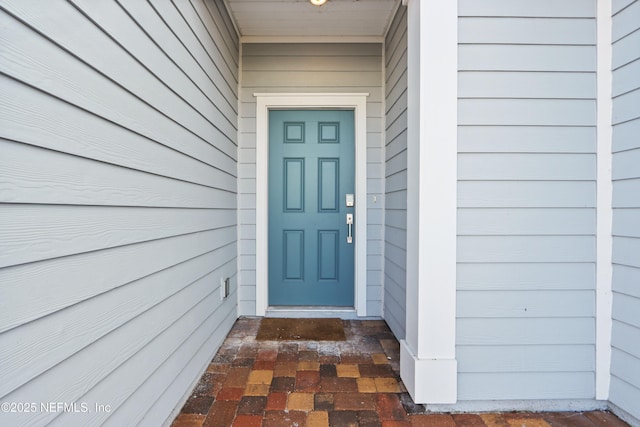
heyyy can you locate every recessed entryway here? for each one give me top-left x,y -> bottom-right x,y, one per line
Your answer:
254,93 -> 369,317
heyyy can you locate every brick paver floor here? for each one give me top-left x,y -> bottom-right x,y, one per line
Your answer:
172,317 -> 629,427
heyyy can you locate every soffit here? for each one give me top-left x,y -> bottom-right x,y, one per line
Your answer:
224,0 -> 400,41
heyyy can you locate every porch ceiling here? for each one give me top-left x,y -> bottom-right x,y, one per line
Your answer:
224,0 -> 400,41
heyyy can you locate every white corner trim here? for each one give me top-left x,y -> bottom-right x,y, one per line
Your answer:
254,93 -> 369,317
595,0 -> 613,401
403,0 -> 457,404
400,340 -> 457,404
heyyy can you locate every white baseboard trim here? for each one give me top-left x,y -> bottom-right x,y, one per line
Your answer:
400,339 -> 457,404
423,399 -> 607,413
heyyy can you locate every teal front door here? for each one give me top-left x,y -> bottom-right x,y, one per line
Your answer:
269,110 -> 355,306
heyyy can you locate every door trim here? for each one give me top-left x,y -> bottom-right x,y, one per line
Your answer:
254,93 -> 369,317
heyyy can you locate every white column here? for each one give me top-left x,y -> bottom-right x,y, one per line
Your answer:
595,0 -> 613,401
400,0 -> 458,404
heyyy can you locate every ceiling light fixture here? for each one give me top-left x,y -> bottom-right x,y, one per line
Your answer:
310,0 -> 327,6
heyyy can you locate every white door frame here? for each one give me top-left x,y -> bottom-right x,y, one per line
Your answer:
254,93 -> 369,317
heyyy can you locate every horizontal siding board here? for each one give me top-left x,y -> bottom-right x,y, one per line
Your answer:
385,188 -> 406,209
385,210 -> 407,230
612,0 -> 640,42
383,5 -> 407,340
613,178 -> 640,208
613,88 -> 640,124
386,132 -> 407,162
385,60 -> 407,101
610,3 -> 640,417
118,0 -> 237,117
238,283 -> 255,302
608,377 -> 640,421
68,296 -> 236,427
613,28 -> 640,69
458,181 -> 596,208
458,318 -> 595,345
458,153 -> 595,181
381,293 -> 404,339
458,126 -> 596,153
610,349 -> 640,391
385,240 -> 407,265
385,37 -> 407,85
0,140 -> 235,208
613,117 -> 640,152
613,148 -> 640,180
611,320 -> 640,359
386,88 -> 407,125
459,45 -> 596,72
458,18 -> 596,45
0,249 -> 233,399
385,110 -> 407,144
0,205 -> 234,268
0,14 -> 237,166
457,2 -> 597,404
0,226 -> 233,333
70,0 -> 236,138
187,0 -> 239,67
1,0 -> 234,150
129,306 -> 236,427
612,264 -> 640,298
383,283 -> 405,315
0,77 -> 235,189
458,236 -> 595,263
458,0 -> 596,18
1,272 -> 228,426
170,0 -> 238,89
458,72 -> 596,99
152,0 -> 238,95
458,99 -> 596,126
385,174 -> 406,195
457,345 -> 595,373
384,259 -> 406,287
242,71 -> 381,88
385,27 -> 406,74
458,208 -> 596,235
1,0 -> 238,423
458,263 -> 595,291
243,55 -> 382,72
383,313 -> 405,342
458,290 -> 595,318
613,293 -> 640,329
386,151 -> 407,178
458,372 -> 594,400
207,0 -> 239,54
612,58 -> 640,97
614,0 -> 637,14
384,7 -> 406,62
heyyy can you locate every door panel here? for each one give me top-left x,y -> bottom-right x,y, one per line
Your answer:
269,110 -> 355,306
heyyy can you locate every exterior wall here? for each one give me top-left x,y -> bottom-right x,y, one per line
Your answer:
0,1 -> 238,425
456,0 -> 598,402
610,0 -> 640,422
384,5 -> 408,339
238,43 -> 384,316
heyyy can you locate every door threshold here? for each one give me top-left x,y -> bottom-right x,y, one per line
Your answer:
266,306 -> 375,320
